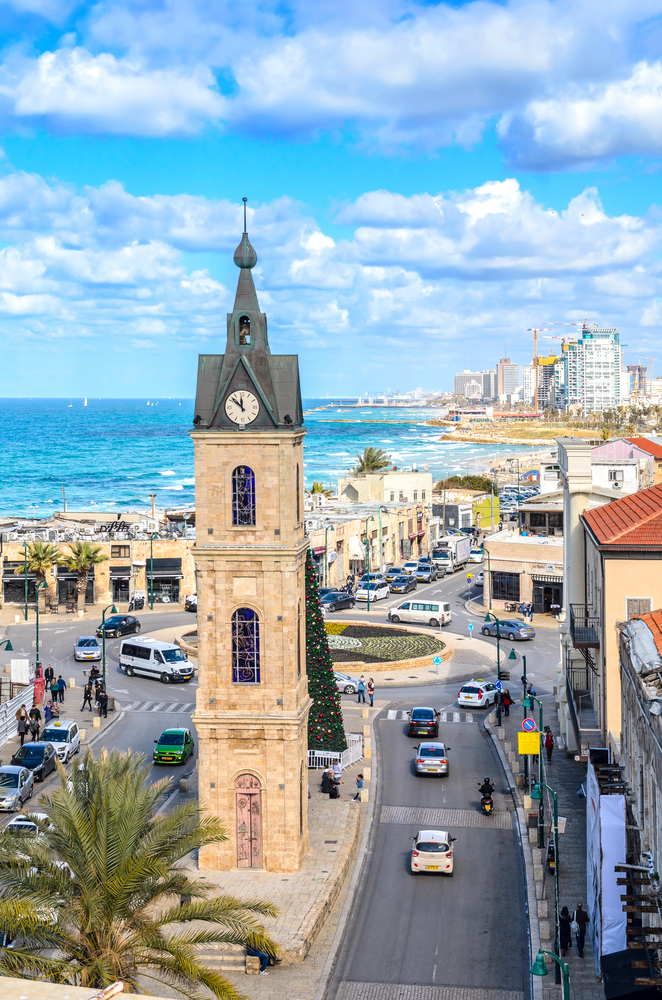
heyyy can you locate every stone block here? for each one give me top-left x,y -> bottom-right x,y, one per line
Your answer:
523,795 -> 532,810
535,883 -> 544,899
516,775 -> 524,787
362,708 -> 369,719
68,677 -> 76,688
488,712 -> 496,725
497,727 -> 506,741
363,767 -> 371,781
246,956 -> 260,975
79,729 -> 86,741
534,864 -> 544,883
179,778 -> 189,793
92,717 -> 101,728
504,742 -> 512,754
363,725 -> 370,736
539,920 -> 551,942
538,900 -> 548,918
364,741 -> 372,759
529,829 -> 538,844
360,788 -> 369,802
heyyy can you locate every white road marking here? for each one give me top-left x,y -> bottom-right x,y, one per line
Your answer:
151,702 -> 166,712
387,710 -> 397,720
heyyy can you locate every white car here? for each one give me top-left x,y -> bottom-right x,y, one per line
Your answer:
5,813 -> 51,836
457,679 -> 498,708
469,549 -> 483,563
334,671 -> 359,694
411,829 -> 456,875
402,561 -> 420,575
39,720 -> 81,764
355,581 -> 390,602
73,636 -> 101,661
476,571 -> 484,586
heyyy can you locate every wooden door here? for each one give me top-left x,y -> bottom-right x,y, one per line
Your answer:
235,774 -> 263,868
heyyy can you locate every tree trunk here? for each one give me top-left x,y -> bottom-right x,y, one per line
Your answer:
77,572 -> 88,612
37,575 -> 47,613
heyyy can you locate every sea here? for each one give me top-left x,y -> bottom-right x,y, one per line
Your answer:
0,398 -> 533,517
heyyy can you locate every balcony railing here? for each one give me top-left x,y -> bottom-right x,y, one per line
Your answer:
569,604 -> 601,648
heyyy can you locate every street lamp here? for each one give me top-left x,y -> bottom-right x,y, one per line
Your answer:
22,541 -> 28,622
523,692 -> 545,844
484,548 -> 492,609
531,781 -> 560,969
363,516 -> 374,612
34,581 -> 49,669
530,950 -> 569,1000
0,639 -> 13,652
484,612 -> 503,724
149,532 -> 158,610
101,603 -> 118,684
375,505 -> 389,572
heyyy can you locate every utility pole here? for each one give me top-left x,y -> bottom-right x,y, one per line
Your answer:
149,493 -> 156,520
62,485 -> 66,513
442,490 -> 446,537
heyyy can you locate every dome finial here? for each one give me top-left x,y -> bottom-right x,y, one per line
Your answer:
234,197 -> 257,269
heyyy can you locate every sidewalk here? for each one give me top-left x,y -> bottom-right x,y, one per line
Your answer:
0,602 -> 188,627
495,697 -> 602,1000
467,599 -> 561,631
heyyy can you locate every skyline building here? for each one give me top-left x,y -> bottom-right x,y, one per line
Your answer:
565,327 -> 622,416
497,358 -> 520,397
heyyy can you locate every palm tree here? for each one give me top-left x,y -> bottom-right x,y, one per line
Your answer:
601,426 -> 610,441
352,447 -> 392,475
0,751 -> 277,999
306,481 -> 333,498
14,540 -> 63,611
67,541 -> 108,611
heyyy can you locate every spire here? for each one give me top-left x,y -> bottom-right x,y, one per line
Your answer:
233,197 -> 257,270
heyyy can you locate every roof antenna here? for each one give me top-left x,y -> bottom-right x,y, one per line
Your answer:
242,196 -> 248,234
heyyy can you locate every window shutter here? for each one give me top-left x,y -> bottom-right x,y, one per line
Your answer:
627,598 -> 652,620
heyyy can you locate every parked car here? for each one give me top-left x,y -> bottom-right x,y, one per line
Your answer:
413,742 -> 450,776
119,638 -> 195,683
402,561 -> 420,575
476,570 -> 484,586
320,591 -> 355,612
334,670 -> 359,694
184,594 -> 197,613
384,566 -> 407,583
415,564 -> 438,583
359,573 -> 386,584
73,636 -> 101,661
407,707 -> 440,738
355,581 -> 390,602
96,615 -> 141,638
469,549 -> 484,563
481,619 -> 535,641
4,813 -> 51,836
457,679 -> 497,708
39,720 -> 81,764
390,575 -> 417,594
10,743 -> 57,782
388,601 -> 451,627
153,728 -> 195,765
0,766 -> 34,811
410,829 -> 456,875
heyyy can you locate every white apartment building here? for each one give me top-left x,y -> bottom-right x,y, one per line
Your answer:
564,327 -> 622,416
497,358 -> 520,396
523,365 -> 535,406
454,370 -> 483,398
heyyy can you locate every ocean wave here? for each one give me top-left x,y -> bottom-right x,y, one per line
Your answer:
159,470 -> 176,476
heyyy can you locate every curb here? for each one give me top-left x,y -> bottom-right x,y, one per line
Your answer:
312,711 -> 378,1000
84,703 -> 125,750
484,718 -> 542,1000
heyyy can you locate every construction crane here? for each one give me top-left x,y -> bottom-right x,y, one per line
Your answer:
527,322 -> 587,411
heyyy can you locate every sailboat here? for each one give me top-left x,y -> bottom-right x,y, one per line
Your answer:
84,397 -> 87,407
68,400 -> 72,407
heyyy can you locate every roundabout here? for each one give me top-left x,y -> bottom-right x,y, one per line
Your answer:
325,620 -> 448,669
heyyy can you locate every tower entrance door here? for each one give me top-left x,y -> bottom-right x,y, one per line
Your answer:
235,774 -> 263,868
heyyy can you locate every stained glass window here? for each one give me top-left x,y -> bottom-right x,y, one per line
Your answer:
232,466 -> 256,526
232,607 -> 260,683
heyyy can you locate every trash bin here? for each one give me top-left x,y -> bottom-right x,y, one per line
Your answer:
107,696 -> 115,712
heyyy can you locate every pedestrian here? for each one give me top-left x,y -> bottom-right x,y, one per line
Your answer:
353,773 -> 364,801
544,726 -> 555,763
357,675 -> 366,704
57,676 -> 66,703
574,902 -> 589,957
528,603 -> 534,621
321,767 -> 333,796
367,677 -> 375,707
15,704 -> 28,725
330,772 -> 343,798
81,682 -> 93,711
559,906 -> 572,956
98,689 -> 108,719
35,663 -> 43,679
29,717 -> 40,742
44,664 -> 54,685
50,678 -> 59,704
245,944 -> 270,976
29,705 -> 41,728
520,601 -> 527,618
527,682 -> 537,698
50,700 -> 60,720
502,689 -> 512,718
333,761 -> 342,783
44,701 -> 53,724
17,714 -> 29,747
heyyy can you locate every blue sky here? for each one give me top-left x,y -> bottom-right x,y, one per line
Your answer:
2,0 -> 662,396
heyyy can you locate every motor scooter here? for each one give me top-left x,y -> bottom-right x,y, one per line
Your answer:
478,783 -> 494,815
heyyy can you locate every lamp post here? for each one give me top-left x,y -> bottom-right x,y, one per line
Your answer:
484,612 -> 503,724
485,549 -> 492,609
101,603 -> 118,685
22,541 -> 28,622
149,532 -> 158,610
375,505 -> 389,573
523,692 -> 545,845
0,639 -> 13,652
34,581 -> 49,669
531,781 -> 561,976
363,516 -> 374,612
530,950 -> 569,1000
324,524 -> 335,588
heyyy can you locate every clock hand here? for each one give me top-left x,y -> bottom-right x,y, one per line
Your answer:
231,395 -> 245,411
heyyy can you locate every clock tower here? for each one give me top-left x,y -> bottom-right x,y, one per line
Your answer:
191,202 -> 310,872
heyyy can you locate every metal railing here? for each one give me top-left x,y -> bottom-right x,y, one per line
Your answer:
0,682 -> 34,750
308,733 -> 363,770
569,604 -> 601,648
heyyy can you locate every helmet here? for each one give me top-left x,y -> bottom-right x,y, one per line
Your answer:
484,777 -> 490,782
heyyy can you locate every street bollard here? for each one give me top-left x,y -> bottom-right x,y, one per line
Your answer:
93,717 -> 101,728
68,678 -> 76,688
497,727 -> 506,741
362,707 -> 369,718
504,742 -> 512,754
538,900 -> 548,918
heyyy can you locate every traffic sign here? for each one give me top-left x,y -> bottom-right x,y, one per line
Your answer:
495,680 -> 503,691
468,622 -> 474,632
518,732 -> 540,755
500,670 -> 511,681
433,656 -> 442,665
522,718 -> 537,732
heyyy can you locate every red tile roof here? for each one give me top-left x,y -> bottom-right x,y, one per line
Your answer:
582,482 -> 662,547
632,610 -> 662,657
625,437 -> 662,459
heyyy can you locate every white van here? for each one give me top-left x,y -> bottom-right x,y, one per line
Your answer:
388,601 -> 452,628
119,637 -> 195,684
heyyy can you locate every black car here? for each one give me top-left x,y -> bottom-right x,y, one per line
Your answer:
407,707 -> 440,738
184,594 -> 197,613
95,615 -> 141,638
390,575 -> 417,594
10,742 -> 57,782
320,591 -> 355,612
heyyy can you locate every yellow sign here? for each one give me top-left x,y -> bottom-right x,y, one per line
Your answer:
518,732 -> 540,755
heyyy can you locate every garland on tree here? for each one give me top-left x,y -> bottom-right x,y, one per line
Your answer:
305,548 -> 347,752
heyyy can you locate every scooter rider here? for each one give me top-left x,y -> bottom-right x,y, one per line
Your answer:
479,777 -> 495,799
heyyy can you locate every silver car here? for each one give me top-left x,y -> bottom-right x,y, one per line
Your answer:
73,636 -> 101,661
0,766 -> 34,811
414,742 -> 450,776
334,671 -> 359,695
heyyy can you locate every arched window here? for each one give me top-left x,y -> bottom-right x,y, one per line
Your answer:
296,464 -> 300,523
232,466 -> 256,526
238,315 -> 251,345
232,607 -> 260,683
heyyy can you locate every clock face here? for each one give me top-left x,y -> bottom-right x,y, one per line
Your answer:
225,390 -> 260,426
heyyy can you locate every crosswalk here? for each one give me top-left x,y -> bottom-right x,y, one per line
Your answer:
123,701 -> 194,714
385,710 -> 475,724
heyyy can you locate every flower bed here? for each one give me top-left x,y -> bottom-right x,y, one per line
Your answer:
325,622 -> 445,664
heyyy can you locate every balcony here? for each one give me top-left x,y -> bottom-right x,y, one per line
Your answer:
569,604 -> 601,648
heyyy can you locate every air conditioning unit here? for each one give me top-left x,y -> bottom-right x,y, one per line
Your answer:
612,482 -> 622,489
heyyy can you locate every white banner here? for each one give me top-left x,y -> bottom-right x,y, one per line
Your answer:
586,759 -> 602,976
601,794 -> 627,956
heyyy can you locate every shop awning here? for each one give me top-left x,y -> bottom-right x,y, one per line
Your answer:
531,574 -> 564,584
408,533 -> 417,540
147,571 -> 184,579
348,536 -> 366,559
312,546 -> 326,556
417,530 -> 426,538
110,566 -> 131,577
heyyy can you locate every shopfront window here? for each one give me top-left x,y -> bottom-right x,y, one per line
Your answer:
491,572 -> 520,602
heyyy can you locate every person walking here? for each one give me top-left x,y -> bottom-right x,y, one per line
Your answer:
98,689 -> 108,719
29,705 -> 41,729
81,682 -> 93,712
17,713 -> 29,747
44,664 -> 54,686
57,676 -> 66,703
574,902 -> 589,957
367,677 -> 375,707
29,716 -> 40,742
502,689 -> 512,718
357,675 -> 366,704
544,726 -> 555,763
559,906 -> 573,956
353,774 -> 364,801
49,677 -> 59,704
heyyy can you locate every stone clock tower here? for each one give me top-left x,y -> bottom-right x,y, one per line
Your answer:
191,203 -> 311,872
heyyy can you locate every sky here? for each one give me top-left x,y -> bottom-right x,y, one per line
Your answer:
2,0 -> 662,396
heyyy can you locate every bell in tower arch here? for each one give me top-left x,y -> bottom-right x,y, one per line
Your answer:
238,315 -> 251,345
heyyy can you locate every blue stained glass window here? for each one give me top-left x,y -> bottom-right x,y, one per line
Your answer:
232,466 -> 256,526
232,607 -> 260,683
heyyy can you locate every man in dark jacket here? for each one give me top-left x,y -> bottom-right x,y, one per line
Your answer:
574,902 -> 589,957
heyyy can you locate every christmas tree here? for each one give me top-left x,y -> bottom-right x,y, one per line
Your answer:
305,549 -> 347,752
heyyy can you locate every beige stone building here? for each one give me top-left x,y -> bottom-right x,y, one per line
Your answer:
191,220 -> 310,872
337,469 -> 433,504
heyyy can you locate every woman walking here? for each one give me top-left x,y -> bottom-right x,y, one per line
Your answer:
559,906 -> 573,956
367,678 -> 375,707
17,714 -> 29,747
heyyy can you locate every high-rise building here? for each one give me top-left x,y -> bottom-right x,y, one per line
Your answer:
522,366 -> 535,406
626,365 -> 647,399
454,370 -> 483,397
564,327 -> 622,415
497,358 -> 520,397
481,369 -> 497,401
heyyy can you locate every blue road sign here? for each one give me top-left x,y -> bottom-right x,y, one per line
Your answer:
433,656 -> 442,665
495,680 -> 503,691
522,718 -> 537,732
468,622 -> 474,632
